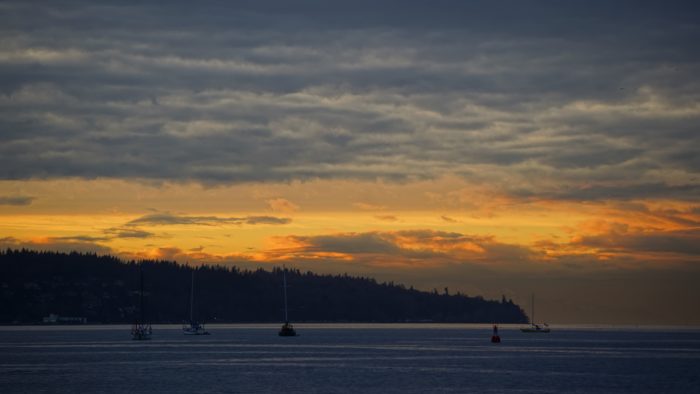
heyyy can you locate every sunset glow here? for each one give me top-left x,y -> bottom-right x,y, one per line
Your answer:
1,1 -> 699,324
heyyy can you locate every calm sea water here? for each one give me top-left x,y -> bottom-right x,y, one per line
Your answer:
1,324 -> 699,393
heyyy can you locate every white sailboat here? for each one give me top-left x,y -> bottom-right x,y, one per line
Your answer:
131,266 -> 152,340
520,294 -> 550,333
278,267 -> 297,337
183,270 -> 210,335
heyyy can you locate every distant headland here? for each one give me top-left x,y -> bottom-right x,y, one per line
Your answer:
0,249 -> 527,324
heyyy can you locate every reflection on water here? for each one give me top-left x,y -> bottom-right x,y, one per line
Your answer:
1,325 -> 699,393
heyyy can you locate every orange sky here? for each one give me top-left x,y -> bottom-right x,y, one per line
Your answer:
2,177 -> 698,324
1,2 -> 699,325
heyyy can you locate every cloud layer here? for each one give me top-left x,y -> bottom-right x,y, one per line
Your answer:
0,1 -> 698,201
0,195 -> 34,206
126,212 -> 290,226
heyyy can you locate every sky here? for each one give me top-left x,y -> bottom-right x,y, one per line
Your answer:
1,0 -> 699,324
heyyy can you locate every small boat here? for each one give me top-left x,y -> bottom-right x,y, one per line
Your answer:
279,321 -> 297,337
132,265 -> 152,340
183,270 -> 210,335
278,267 -> 298,337
521,294 -> 550,333
183,321 -> 209,336
131,322 -> 152,340
520,323 -> 550,333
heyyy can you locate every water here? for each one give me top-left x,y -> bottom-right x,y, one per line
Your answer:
1,324 -> 699,393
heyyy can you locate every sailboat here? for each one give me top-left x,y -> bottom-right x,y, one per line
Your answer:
131,265 -> 152,340
278,267 -> 298,337
183,270 -> 210,335
520,294 -> 550,333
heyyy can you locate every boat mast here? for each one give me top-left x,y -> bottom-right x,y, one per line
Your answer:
190,270 -> 195,323
139,265 -> 144,324
531,294 -> 535,325
283,266 -> 288,322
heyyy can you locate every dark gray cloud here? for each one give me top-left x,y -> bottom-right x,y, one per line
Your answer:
20,230 -> 157,244
126,212 -> 290,226
290,232 -> 402,255
127,213 -> 232,226
103,227 -> 155,239
52,235 -> 110,242
245,216 -> 292,225
281,226 -> 700,270
515,183 -> 700,202
37,229 -> 157,243
0,195 -> 34,206
1,1 -> 698,201
282,229 -> 535,263
576,228 -> 700,256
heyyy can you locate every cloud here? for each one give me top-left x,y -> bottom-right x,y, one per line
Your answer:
353,202 -> 386,211
245,216 -> 292,225
374,215 -> 398,222
0,236 -> 112,255
16,229 -> 160,244
0,1 -> 696,204
120,245 -> 253,265
518,183 -> 700,202
0,195 -> 34,206
103,227 -> 155,239
440,215 -> 457,223
126,212 -> 290,226
294,232 -> 403,255
242,221 -> 700,271
254,229 -> 536,268
266,198 -> 299,212
574,228 -> 700,256
127,213 -> 223,226
51,235 -> 110,242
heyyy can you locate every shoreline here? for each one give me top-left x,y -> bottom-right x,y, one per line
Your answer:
2,322 -> 700,331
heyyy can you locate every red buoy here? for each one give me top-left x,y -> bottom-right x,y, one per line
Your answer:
491,324 -> 501,343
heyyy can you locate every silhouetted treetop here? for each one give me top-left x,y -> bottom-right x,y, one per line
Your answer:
0,249 -> 527,324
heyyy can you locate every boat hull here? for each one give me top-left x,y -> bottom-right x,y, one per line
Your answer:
278,330 -> 297,337
520,327 -> 550,333
182,322 -> 209,335
131,323 -> 152,340
279,322 -> 297,336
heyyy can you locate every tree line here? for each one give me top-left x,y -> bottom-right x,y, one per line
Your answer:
0,249 -> 527,324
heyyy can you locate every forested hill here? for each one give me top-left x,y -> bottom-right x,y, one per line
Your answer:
0,249 -> 527,324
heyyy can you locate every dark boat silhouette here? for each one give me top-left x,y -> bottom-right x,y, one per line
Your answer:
278,267 -> 298,337
183,270 -> 210,335
131,265 -> 152,340
521,294 -> 550,333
